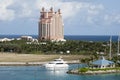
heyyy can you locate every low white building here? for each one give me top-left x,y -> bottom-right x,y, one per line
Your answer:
21,36 -> 33,41
0,38 -> 14,42
21,36 -> 38,42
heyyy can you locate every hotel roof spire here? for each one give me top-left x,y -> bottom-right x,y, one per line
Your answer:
58,9 -> 61,14
50,7 -> 54,12
41,7 -> 45,12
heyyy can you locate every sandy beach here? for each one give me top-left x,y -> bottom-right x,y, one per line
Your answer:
0,52 -> 88,66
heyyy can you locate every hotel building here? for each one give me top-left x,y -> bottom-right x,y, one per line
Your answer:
38,7 -> 64,41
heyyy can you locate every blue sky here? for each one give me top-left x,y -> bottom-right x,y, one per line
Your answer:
0,0 -> 120,35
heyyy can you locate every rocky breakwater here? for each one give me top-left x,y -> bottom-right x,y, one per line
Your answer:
67,68 -> 120,75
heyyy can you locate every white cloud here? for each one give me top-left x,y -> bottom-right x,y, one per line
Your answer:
80,4 -> 104,24
113,14 -> 120,24
0,0 -> 105,22
18,3 -> 32,18
0,0 -> 13,8
104,14 -> 120,25
1,0 -> 119,27
87,4 -> 104,15
0,0 -> 15,21
35,0 -> 105,22
0,9 -> 15,21
36,0 -> 72,18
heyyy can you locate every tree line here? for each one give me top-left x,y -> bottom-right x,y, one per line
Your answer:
0,40 -> 118,55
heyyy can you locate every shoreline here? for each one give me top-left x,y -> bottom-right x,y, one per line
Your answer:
67,69 -> 120,75
0,62 -> 46,66
0,61 -> 79,66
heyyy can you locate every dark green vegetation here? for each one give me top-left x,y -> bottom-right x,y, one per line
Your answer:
78,67 -> 120,73
0,40 -> 119,55
79,68 -> 89,73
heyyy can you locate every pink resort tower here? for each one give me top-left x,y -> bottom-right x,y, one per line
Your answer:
38,7 -> 65,41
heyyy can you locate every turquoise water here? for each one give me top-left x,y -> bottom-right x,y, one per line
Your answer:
0,64 -> 120,80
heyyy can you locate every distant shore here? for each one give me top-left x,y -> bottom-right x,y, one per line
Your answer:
0,53 -> 88,66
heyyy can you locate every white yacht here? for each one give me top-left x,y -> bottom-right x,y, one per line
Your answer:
44,57 -> 69,68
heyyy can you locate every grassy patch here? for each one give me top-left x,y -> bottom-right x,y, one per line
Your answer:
89,67 -> 120,71
79,68 -> 89,73
78,67 -> 120,73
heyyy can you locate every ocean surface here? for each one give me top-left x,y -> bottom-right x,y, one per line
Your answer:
0,64 -> 120,80
0,35 -> 119,42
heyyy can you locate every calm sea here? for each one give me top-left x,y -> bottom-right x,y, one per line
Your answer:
0,64 -> 120,80
0,35 -> 119,42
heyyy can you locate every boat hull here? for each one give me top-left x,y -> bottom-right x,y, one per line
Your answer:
45,64 -> 69,68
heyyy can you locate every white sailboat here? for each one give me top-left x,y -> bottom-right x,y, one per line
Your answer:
109,36 -> 112,60
116,35 -> 120,64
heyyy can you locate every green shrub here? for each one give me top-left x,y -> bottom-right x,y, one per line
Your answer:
79,68 -> 89,73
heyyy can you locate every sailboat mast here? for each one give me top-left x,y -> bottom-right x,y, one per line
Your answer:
109,36 -> 112,60
118,36 -> 119,55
